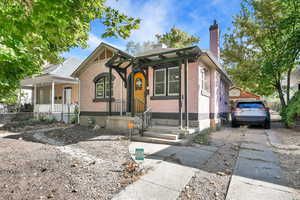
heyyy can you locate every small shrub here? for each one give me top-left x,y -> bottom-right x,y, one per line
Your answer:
193,128 -> 212,145
281,91 -> 300,127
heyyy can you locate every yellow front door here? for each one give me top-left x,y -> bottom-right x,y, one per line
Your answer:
134,72 -> 146,113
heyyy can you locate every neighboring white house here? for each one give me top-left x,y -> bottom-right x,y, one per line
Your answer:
290,66 -> 300,96
20,57 -> 82,121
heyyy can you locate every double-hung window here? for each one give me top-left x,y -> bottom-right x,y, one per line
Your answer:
200,68 -> 210,95
154,66 -> 179,97
154,69 -> 166,96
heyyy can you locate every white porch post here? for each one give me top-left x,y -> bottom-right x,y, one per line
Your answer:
51,81 -> 55,112
61,86 -> 64,121
33,84 -> 37,113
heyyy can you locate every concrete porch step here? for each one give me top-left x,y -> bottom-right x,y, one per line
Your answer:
147,126 -> 187,135
143,131 -> 179,140
131,135 -> 184,145
147,125 -> 199,134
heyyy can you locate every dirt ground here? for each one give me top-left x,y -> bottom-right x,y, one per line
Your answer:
0,125 -> 141,200
179,127 -> 243,200
0,120 -> 67,133
269,123 -> 300,189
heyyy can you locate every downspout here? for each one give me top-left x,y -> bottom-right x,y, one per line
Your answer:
187,59 -> 189,129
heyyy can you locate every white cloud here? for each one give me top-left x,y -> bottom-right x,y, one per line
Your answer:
106,0 -> 176,42
87,33 -> 102,49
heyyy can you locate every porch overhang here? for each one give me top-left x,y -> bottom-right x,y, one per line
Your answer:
105,46 -> 202,71
21,74 -> 79,87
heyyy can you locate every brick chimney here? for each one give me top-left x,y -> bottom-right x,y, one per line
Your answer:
209,20 -> 220,61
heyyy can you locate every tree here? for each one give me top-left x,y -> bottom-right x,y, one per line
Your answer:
155,27 -> 200,48
125,27 -> 200,55
0,0 -> 140,102
126,41 -> 156,55
222,0 -> 300,108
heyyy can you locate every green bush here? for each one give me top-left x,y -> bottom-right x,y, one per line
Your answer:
281,91 -> 300,127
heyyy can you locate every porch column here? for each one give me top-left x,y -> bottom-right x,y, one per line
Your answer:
51,81 -> 55,112
33,84 -> 37,113
109,67 -> 112,116
120,80 -> 123,116
61,86 -> 64,121
184,58 -> 188,129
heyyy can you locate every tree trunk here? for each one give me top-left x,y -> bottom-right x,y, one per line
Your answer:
286,67 -> 292,103
276,82 -> 286,109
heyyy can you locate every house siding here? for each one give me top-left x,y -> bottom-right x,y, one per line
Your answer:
79,59 -> 126,113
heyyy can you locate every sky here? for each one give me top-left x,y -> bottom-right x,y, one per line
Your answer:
62,0 -> 242,60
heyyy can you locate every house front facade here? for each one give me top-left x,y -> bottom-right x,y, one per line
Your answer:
72,22 -> 232,132
21,57 -> 82,122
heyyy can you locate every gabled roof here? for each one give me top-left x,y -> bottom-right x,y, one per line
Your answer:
43,57 -> 82,78
72,42 -> 131,77
20,57 -> 82,86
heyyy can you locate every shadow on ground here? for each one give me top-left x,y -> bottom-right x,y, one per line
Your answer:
4,125 -> 126,146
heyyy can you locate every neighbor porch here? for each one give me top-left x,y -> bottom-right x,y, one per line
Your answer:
21,74 -> 79,122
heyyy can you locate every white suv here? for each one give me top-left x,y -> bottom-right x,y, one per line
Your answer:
231,100 -> 271,129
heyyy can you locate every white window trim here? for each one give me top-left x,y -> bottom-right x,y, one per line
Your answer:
168,66 -> 180,96
154,68 -> 166,96
200,68 -> 210,96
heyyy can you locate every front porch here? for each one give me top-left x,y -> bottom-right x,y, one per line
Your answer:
21,74 -> 79,123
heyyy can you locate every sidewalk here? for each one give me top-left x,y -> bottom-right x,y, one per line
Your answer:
113,142 -> 217,200
226,131 -> 298,200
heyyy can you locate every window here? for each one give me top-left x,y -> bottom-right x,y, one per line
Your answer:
154,69 -> 166,96
95,78 -> 105,98
154,66 -> 179,97
94,73 -> 114,100
201,68 -> 210,94
168,67 -> 180,96
237,102 -> 264,109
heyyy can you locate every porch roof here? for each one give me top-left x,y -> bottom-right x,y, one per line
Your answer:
105,46 -> 202,70
105,45 -> 232,85
21,74 -> 79,87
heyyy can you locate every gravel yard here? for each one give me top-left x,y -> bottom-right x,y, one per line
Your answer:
0,125 -> 141,200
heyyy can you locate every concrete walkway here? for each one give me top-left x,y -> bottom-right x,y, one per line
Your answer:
113,142 -> 217,200
226,129 -> 298,200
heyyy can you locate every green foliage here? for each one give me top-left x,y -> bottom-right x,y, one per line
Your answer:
193,128 -> 212,145
0,0 -> 140,100
222,0 -> 300,107
155,27 -> 200,48
281,91 -> 300,127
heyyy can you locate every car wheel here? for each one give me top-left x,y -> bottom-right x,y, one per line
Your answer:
232,121 -> 239,128
264,121 -> 271,129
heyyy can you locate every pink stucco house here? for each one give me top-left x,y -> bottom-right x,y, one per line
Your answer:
72,21 -> 232,142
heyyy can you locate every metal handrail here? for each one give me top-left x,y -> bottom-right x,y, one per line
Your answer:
141,107 -> 152,135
